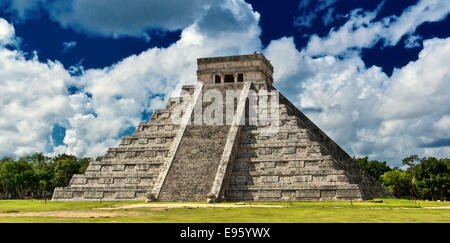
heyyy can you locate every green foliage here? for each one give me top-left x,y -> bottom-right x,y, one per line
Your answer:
402,155 -> 421,168
355,157 -> 392,181
379,155 -> 450,200
0,153 -> 93,199
380,169 -> 413,198
412,157 -> 450,200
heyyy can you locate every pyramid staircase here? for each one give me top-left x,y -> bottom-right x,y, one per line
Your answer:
52,85 -> 196,201
53,54 -> 392,202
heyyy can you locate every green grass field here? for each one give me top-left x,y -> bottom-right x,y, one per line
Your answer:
0,199 -> 449,223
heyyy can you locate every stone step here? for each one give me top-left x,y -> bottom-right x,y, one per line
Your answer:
223,186 -> 363,201
230,168 -> 349,177
52,187 -> 148,201
88,159 -> 165,165
135,124 -> 180,133
157,125 -> 230,201
69,178 -> 155,188
85,163 -> 162,173
82,171 -> 159,178
118,138 -> 174,147
238,141 -> 322,148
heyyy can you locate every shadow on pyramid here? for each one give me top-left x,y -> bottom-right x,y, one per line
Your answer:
53,54 -> 393,202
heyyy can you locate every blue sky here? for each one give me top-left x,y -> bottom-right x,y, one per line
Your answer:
0,0 -> 449,167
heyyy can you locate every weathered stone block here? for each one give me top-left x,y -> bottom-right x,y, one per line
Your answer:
103,192 -> 115,199
336,189 -> 361,198
136,164 -> 150,171
281,191 -> 296,200
313,175 -> 327,182
138,138 -> 148,144
104,151 -> 116,158
115,191 -> 136,199
321,190 -> 336,197
261,176 -> 279,182
53,190 -> 73,199
296,190 -> 320,198
112,165 -> 125,171
125,151 -> 136,158
86,178 -> 98,185
328,175 -> 348,182
271,147 -> 281,155
259,190 -> 281,198
98,178 -> 114,184
275,161 -> 288,167
86,164 -> 102,171
264,162 -> 276,168
157,151 -> 168,157
277,133 -> 288,140
258,148 -> 271,155
144,151 -> 157,157
72,191 -> 84,198
71,177 -> 87,185
290,160 -> 304,168
124,178 -> 140,184
304,160 -> 319,167
141,178 -> 153,185
84,191 -> 103,199
120,138 -> 131,145
295,175 -> 312,182
279,176 -> 295,184
256,135 -> 269,140
282,146 -> 296,154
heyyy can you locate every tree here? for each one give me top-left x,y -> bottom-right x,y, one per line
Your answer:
380,169 -> 413,198
413,157 -> 450,200
402,155 -> 421,168
51,154 -> 80,188
77,157 -> 92,174
355,157 -> 392,181
0,159 -> 34,198
30,154 -> 54,198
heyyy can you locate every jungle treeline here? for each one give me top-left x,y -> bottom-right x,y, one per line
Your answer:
0,153 -> 102,199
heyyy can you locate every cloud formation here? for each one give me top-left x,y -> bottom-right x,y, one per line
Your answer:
0,18 -> 15,45
305,0 -> 450,56
294,0 -> 338,29
1,0 -> 224,39
62,41 -> 76,52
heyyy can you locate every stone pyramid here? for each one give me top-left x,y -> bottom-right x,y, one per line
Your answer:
52,54 -> 392,202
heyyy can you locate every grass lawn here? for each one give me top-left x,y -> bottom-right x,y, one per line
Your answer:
0,199 -> 449,223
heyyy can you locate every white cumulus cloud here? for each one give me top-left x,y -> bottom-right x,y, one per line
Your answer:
0,18 -> 16,45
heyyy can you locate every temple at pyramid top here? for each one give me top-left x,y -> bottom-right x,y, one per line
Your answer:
197,53 -> 274,84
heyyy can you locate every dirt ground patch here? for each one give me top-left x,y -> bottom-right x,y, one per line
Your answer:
99,203 -> 285,210
0,210 -> 125,218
